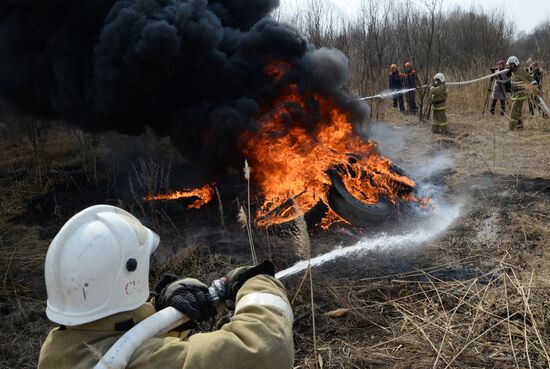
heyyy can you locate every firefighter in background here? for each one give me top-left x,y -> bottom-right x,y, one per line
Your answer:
403,61 -> 419,114
490,60 -> 509,115
508,56 -> 539,130
528,62 -> 547,118
431,73 -> 448,134
389,64 -> 405,113
38,205 -> 294,369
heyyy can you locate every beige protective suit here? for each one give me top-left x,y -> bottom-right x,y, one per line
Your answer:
431,81 -> 448,134
38,275 -> 294,369
509,67 -> 535,130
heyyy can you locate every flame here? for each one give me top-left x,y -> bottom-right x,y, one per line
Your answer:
264,60 -> 291,81
241,83 -> 419,228
144,184 -> 214,209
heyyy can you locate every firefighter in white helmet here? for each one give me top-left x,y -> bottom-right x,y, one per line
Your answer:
507,56 -> 539,130
431,73 -> 448,134
38,205 -> 294,369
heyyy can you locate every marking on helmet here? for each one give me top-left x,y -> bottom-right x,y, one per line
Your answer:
125,281 -> 136,295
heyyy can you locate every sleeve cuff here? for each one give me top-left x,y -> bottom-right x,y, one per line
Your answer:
235,292 -> 294,322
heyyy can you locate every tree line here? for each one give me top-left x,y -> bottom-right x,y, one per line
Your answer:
275,0 -> 548,101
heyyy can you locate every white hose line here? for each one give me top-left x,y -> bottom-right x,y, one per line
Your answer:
93,307 -> 186,369
446,69 -> 509,86
359,69 -> 509,100
537,96 -> 550,115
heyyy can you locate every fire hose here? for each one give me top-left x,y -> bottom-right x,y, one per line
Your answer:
359,69 -> 511,101
94,260 -> 280,369
94,278 -> 227,369
536,96 -> 550,115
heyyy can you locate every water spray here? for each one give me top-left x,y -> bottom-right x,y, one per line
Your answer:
359,87 -> 419,101
276,203 -> 461,278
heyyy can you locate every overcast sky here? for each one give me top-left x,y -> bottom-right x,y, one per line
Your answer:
279,0 -> 550,33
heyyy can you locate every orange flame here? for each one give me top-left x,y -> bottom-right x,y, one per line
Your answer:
264,60 -> 291,81
144,184 -> 214,209
241,83 -> 418,228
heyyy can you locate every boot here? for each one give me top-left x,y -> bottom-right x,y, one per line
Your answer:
431,124 -> 440,134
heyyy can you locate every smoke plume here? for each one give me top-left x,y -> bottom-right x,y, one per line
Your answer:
0,0 -> 366,176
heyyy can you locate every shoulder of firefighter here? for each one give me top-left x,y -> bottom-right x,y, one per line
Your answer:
431,82 -> 447,102
511,67 -> 536,93
38,274 -> 294,369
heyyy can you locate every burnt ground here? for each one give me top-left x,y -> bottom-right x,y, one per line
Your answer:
0,107 -> 549,368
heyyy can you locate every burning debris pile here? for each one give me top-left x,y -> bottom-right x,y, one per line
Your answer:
0,0 -> 423,228
143,183 -> 214,209
241,80 -> 419,228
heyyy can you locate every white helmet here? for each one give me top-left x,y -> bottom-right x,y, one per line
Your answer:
45,205 -> 160,326
433,73 -> 445,83
507,56 -> 520,66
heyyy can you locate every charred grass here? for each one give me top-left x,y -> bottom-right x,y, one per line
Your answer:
1,108 -> 550,368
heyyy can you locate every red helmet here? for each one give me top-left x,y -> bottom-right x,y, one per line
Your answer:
497,60 -> 505,66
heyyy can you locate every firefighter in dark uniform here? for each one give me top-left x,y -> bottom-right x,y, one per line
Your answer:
528,62 -> 547,117
403,61 -> 419,114
389,64 -> 405,113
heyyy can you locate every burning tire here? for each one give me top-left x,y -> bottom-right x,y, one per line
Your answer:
327,169 -> 401,227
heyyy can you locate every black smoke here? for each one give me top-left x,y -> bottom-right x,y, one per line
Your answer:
0,0 -> 367,176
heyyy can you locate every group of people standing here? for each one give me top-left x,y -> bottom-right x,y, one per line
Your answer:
489,58 -> 546,129
389,62 -> 419,115
388,56 -> 545,134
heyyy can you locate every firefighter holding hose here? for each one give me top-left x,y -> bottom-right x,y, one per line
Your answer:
431,73 -> 448,134
38,205 -> 294,369
508,56 -> 540,130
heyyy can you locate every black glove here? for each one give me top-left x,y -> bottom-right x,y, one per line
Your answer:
155,277 -> 217,322
223,260 -> 275,309
153,274 -> 179,296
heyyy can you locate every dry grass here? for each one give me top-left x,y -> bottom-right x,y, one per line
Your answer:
294,260 -> 550,368
289,251 -> 550,368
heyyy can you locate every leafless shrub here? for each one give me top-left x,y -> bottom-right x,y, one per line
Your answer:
128,157 -> 171,217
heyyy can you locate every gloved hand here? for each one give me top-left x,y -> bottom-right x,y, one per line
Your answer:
154,277 -> 217,322
222,260 -> 275,309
